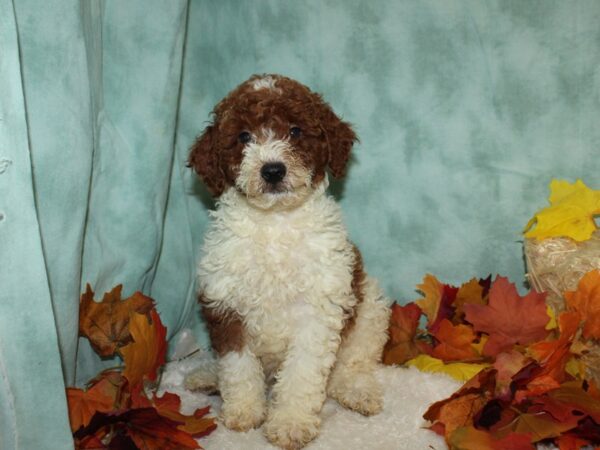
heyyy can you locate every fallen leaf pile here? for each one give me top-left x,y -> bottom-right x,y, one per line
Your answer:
67,285 -> 216,449
383,271 -> 600,449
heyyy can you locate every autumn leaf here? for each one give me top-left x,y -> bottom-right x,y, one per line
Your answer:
407,355 -> 488,382
453,278 -> 487,323
430,319 -> 478,361
382,302 -> 422,365
547,381 -> 600,423
496,410 -> 576,442
564,269 -> 600,340
513,375 -> 561,403
464,276 -> 550,357
79,284 -> 154,356
432,393 -> 487,439
425,374 -> 495,439
119,309 -> 167,386
177,406 -> 218,439
124,408 -> 200,449
140,392 -> 217,438
524,179 -> 600,242
155,396 -> 217,438
76,408 -> 200,450
67,384 -> 115,432
415,275 -> 442,322
556,434 -> 591,450
527,311 -> 580,383
71,284 -> 216,449
493,350 -> 529,400
449,426 -> 534,450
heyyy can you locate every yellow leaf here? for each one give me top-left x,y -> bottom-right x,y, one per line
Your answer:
565,357 -> 584,379
545,305 -> 557,330
524,179 -> 600,242
406,354 -> 489,382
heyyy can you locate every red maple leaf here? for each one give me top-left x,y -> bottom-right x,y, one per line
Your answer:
463,276 -> 550,357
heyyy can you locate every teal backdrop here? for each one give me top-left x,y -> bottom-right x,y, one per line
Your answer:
1,0 -> 599,448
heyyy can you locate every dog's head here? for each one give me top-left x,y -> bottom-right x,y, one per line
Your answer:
188,74 -> 357,210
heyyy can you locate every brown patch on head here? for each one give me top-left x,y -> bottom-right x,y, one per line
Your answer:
342,244 -> 366,338
199,295 -> 245,356
188,74 -> 358,197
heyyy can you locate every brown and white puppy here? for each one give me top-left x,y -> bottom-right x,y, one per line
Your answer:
186,74 -> 390,449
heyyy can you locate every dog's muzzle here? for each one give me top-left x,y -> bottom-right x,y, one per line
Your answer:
261,162 -> 286,185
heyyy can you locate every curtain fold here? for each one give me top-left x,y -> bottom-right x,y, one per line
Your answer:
0,1 -> 74,448
75,0 -> 192,385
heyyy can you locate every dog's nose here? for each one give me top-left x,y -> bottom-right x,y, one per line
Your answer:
261,162 -> 286,184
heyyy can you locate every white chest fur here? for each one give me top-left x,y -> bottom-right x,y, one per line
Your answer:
197,186 -> 356,360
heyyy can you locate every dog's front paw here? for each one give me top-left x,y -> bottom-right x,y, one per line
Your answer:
328,371 -> 383,416
263,409 -> 320,449
221,400 -> 266,432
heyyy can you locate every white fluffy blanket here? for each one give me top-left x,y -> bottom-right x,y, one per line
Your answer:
160,354 -> 461,450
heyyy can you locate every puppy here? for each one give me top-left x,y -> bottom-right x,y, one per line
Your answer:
186,74 -> 390,449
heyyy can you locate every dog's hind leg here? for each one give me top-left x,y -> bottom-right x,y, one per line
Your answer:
327,276 -> 390,416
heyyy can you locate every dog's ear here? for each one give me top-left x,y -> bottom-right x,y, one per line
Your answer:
318,101 -> 358,179
187,125 -> 226,196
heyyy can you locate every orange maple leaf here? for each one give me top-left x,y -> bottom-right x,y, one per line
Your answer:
382,302 -> 422,365
514,375 -> 561,403
527,311 -> 581,383
119,309 -> 167,386
424,368 -> 496,436
430,319 -> 478,361
67,383 -> 115,432
433,393 -> 487,438
564,269 -> 600,340
464,276 -> 550,356
79,284 -> 154,357
154,394 -> 217,438
415,274 -> 444,324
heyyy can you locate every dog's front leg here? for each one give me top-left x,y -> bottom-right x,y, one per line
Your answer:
201,302 -> 267,431
263,307 -> 342,449
218,347 -> 267,431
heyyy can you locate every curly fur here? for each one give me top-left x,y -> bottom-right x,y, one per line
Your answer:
186,74 -> 390,449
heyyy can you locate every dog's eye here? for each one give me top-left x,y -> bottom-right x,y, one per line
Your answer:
289,126 -> 302,138
238,131 -> 252,144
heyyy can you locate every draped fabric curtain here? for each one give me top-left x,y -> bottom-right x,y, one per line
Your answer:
1,1 -> 209,447
2,0 -> 600,448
